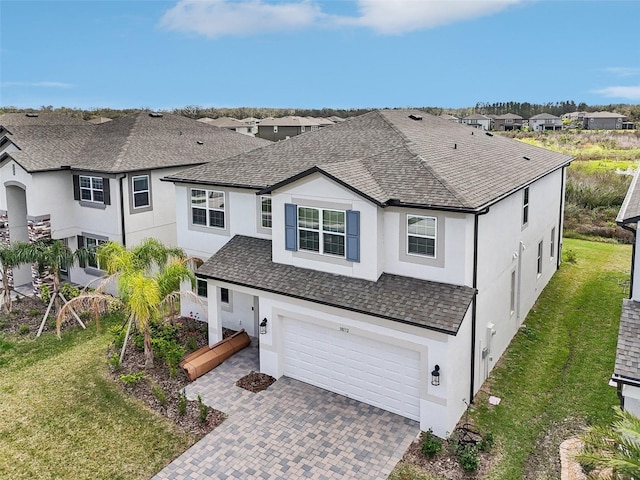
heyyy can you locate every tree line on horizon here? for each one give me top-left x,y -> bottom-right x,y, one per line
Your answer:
1,101 -> 639,122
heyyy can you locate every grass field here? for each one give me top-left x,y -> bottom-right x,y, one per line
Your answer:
0,314 -> 193,480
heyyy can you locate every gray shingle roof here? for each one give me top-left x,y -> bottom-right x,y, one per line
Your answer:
495,113 -> 523,120
617,167 -> 640,224
584,111 -> 626,119
530,113 -> 560,120
259,116 -> 320,127
168,109 -> 572,211
0,113 -> 88,126
614,299 -> 640,382
462,114 -> 490,120
0,112 -> 270,173
197,235 -> 475,335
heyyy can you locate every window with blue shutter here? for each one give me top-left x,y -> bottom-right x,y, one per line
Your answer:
284,203 -> 297,251
346,210 -> 360,262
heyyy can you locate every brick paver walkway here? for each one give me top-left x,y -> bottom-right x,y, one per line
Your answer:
153,342 -> 419,480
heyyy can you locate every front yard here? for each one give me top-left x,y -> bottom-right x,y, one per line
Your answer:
393,238 -> 630,479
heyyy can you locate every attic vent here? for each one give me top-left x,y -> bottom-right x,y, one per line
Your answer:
25,113 -> 39,117
149,112 -> 163,118
523,156 -> 530,161
196,141 -> 204,145
408,114 -> 423,121
485,132 -> 493,137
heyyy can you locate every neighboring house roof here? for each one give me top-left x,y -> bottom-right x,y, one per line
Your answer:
614,299 -> 640,383
259,116 -> 320,127
167,109 -> 572,212
462,114 -> 491,120
583,111 -> 626,119
0,112 -> 88,126
529,113 -> 560,120
198,235 -> 476,335
198,117 -> 247,128
494,113 -> 523,120
306,117 -> 335,126
439,114 -> 459,120
617,167 -> 640,224
328,116 -> 346,122
0,112 -> 270,173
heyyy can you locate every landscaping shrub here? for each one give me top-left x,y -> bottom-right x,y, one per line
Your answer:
40,284 -> 51,304
151,322 -> 186,377
107,352 -> 121,371
109,323 -> 126,350
421,429 -> 442,458
151,383 -> 167,406
177,391 -> 187,415
478,431 -> 494,452
197,394 -> 209,423
60,283 -> 81,300
119,371 -> 145,385
18,324 -> 30,335
458,445 -> 479,472
563,248 -> 578,264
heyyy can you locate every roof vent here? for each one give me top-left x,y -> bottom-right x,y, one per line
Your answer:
485,132 -> 493,137
408,114 -> 423,121
196,140 -> 204,145
25,113 -> 39,117
523,156 -> 530,161
454,143 -> 457,149
149,112 -> 163,118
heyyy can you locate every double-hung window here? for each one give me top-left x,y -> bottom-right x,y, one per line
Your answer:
407,215 -> 437,257
191,189 -> 225,228
550,227 -> 556,259
84,236 -> 106,269
80,176 -> 104,203
196,279 -> 208,298
260,196 -> 272,228
522,187 -> 529,226
132,175 -> 150,208
298,207 -> 345,257
537,240 -> 543,277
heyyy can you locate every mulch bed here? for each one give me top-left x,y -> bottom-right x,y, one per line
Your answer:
236,371 -> 276,393
0,295 -> 52,336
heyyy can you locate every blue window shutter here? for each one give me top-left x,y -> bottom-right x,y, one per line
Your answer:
346,210 -> 360,262
285,203 -> 297,251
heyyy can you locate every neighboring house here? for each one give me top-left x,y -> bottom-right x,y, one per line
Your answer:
0,112 -> 268,291
529,113 -> 563,131
493,113 -> 524,131
439,113 -> 460,123
256,116 -> 321,141
166,110 -> 571,437
306,117 -> 336,128
613,169 -> 640,415
583,111 -> 627,130
461,114 -> 491,131
198,117 -> 256,137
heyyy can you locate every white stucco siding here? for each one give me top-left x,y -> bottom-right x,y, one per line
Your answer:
175,184 -> 270,261
271,174 -> 380,281
0,160 -> 32,213
444,310 -> 473,431
474,169 -> 564,390
623,384 -> 640,417
255,293 -> 464,437
382,208 -> 472,285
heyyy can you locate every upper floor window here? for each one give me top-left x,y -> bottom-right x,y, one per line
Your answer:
550,227 -> 556,259
132,175 -> 150,208
298,206 -> 345,257
407,215 -> 436,257
191,189 -> 225,229
522,187 -> 529,226
80,176 -> 104,203
506,119 -> 514,124
261,196 -> 272,228
537,240 -> 543,277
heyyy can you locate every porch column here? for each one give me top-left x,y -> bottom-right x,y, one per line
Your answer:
207,281 -> 223,346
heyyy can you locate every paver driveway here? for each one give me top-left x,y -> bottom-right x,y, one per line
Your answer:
153,342 -> 419,480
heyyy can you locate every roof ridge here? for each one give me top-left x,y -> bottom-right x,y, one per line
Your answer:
377,111 -> 469,207
111,114 -> 138,172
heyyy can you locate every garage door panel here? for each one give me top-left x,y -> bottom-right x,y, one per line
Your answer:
283,318 -> 421,421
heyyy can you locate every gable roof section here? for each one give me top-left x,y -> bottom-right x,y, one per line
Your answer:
584,111 -> 626,119
617,167 -> 640,224
0,113 -> 270,173
530,113 -> 560,120
0,113 -> 88,126
198,235 -> 475,335
614,299 -> 640,383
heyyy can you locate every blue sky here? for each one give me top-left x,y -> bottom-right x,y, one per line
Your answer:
1,0 -> 639,110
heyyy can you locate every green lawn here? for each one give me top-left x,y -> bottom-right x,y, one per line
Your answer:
471,238 -> 630,479
0,315 -> 193,480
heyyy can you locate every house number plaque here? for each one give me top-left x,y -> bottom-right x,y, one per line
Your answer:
340,326 -> 350,333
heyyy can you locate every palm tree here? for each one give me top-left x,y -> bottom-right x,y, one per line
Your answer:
95,238 -> 196,368
21,238 -> 90,337
576,406 -> 640,479
0,241 -> 30,313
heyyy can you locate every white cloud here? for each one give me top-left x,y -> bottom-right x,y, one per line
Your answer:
594,85 -> 640,101
604,67 -> 640,77
2,81 -> 74,88
159,0 -> 324,38
159,0 -> 524,38
340,0 -> 523,35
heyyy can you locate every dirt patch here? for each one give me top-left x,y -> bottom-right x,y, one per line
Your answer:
0,295 -> 53,336
236,371 -> 276,393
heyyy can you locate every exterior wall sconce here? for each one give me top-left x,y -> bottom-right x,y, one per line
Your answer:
259,318 -> 268,335
431,365 -> 441,386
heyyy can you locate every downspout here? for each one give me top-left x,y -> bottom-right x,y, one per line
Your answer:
470,207 -> 490,404
119,175 -> 127,247
621,223 -> 636,299
557,166 -> 566,269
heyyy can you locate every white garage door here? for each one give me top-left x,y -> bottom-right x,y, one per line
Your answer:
282,318 -> 421,420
